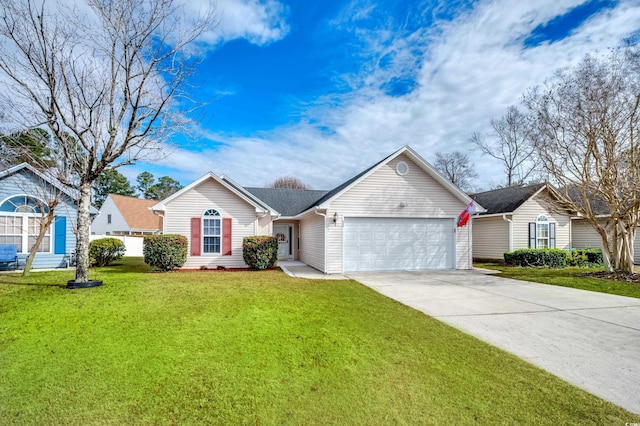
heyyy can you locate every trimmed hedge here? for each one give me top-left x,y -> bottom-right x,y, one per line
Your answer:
242,236 -> 278,270
504,248 -> 604,268
568,248 -> 604,267
143,234 -> 188,271
89,238 -> 126,267
503,248 -> 568,268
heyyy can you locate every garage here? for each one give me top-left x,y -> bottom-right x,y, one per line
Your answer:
343,217 -> 455,272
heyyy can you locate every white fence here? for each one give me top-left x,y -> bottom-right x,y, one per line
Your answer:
89,235 -> 144,257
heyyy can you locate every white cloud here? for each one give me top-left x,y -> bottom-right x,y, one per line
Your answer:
153,0 -> 640,191
195,0 -> 290,46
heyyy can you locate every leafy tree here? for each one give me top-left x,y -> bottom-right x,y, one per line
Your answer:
136,171 -> 155,198
523,50 -> 640,273
94,168 -> 136,208
147,176 -> 183,200
0,128 -> 52,168
269,176 -> 312,190
434,151 -> 478,192
471,106 -> 538,187
0,0 -> 214,284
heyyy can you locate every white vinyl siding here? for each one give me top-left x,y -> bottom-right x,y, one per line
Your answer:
512,193 -> 571,251
163,178 -> 257,268
472,216 -> 510,260
571,218 -> 640,264
298,213 -> 325,272
325,154 -> 469,273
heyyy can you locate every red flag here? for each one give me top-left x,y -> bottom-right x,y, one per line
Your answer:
457,200 -> 474,227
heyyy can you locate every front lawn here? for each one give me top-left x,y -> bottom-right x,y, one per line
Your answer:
1,258 -> 637,424
476,262 -> 640,299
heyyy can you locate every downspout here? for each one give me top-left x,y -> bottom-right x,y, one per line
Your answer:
314,207 -> 327,273
255,210 -> 269,235
502,214 -> 513,252
151,209 -> 165,235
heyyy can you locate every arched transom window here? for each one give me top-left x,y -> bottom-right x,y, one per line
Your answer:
0,195 -> 51,253
202,209 -> 221,254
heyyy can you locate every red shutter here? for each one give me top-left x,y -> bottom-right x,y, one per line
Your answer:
222,218 -> 232,256
191,217 -> 201,256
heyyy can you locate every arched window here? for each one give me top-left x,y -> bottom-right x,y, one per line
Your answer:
0,195 -> 51,253
202,209 -> 221,254
536,214 -> 549,248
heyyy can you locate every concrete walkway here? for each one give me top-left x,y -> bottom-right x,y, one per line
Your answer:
278,261 -> 348,280
348,270 -> 640,414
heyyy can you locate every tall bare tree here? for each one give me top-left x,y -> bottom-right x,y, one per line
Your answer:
524,50 -> 640,273
471,106 -> 537,187
0,0 -> 214,283
269,176 -> 312,190
434,151 -> 478,192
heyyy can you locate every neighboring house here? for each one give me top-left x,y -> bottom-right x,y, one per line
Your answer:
570,201 -> 640,265
92,194 -> 162,236
150,146 -> 483,273
0,163 -> 86,269
471,183 -> 574,261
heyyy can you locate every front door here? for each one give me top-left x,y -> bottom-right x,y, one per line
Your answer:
273,224 -> 292,260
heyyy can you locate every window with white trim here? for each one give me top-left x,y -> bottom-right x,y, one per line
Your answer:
0,195 -> 51,253
202,209 -> 221,254
536,214 -> 549,249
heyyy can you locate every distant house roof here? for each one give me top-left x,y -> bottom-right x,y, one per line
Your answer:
471,183 -> 547,215
109,194 -> 162,231
244,188 -> 329,217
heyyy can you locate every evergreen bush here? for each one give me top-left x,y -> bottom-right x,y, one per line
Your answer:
89,238 -> 126,267
503,248 -> 568,268
143,234 -> 187,271
242,236 -> 278,270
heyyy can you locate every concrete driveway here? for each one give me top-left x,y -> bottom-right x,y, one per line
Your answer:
348,270 -> 640,414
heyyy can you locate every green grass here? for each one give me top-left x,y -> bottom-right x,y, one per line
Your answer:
1,258 -> 638,425
475,262 -> 640,299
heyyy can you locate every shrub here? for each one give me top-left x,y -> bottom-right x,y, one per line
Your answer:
567,250 -> 588,267
503,248 -> 568,268
242,236 -> 277,270
89,238 -> 126,267
569,248 -> 604,267
143,234 -> 188,271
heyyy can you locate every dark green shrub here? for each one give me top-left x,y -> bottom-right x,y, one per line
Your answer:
567,250 -> 588,267
143,234 -> 187,271
503,248 -> 568,268
242,236 -> 277,270
578,248 -> 604,266
89,238 -> 126,267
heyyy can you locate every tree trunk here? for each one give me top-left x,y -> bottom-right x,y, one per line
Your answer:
616,224 -> 635,273
74,181 -> 92,283
22,212 -> 55,277
597,228 -> 613,272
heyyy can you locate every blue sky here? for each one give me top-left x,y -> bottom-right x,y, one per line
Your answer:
127,0 -> 640,192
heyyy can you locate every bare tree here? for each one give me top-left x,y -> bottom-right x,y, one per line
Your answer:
471,106 -> 537,187
524,50 -> 640,273
434,151 -> 478,192
269,176 -> 312,190
0,0 -> 214,284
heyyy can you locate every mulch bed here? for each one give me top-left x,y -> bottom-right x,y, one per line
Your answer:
584,271 -> 640,283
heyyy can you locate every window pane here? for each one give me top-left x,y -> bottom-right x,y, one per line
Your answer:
203,236 -> 220,253
203,218 -> 221,236
537,224 -> 548,238
0,236 -> 23,252
28,236 -> 50,252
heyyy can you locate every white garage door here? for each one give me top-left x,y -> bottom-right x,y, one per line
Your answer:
343,218 -> 455,272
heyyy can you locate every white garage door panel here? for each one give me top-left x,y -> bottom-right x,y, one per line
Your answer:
343,218 -> 455,272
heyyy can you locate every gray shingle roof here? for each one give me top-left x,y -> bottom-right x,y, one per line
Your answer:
471,183 -> 546,215
244,187 -> 329,217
